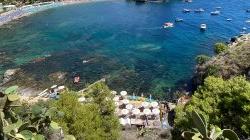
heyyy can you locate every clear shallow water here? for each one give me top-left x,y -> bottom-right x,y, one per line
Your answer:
0,0 -> 250,98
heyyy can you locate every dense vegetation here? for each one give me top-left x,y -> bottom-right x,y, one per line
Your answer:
182,111 -> 239,140
194,40 -> 250,85
0,81 -> 120,140
0,86 -> 75,140
214,43 -> 228,54
175,76 -> 250,139
51,82 -> 120,140
175,39 -> 250,139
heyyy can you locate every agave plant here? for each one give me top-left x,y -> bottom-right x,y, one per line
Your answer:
182,111 -> 239,140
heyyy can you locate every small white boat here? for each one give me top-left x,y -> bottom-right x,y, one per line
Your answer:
183,9 -> 191,13
227,18 -> 232,21
163,22 -> 174,28
194,8 -> 205,13
242,27 -> 247,30
211,10 -> 220,15
245,20 -> 250,23
175,18 -> 183,22
184,0 -> 192,3
200,24 -> 207,30
216,6 -> 222,9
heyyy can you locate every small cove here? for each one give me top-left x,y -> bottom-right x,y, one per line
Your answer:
0,0 -> 249,99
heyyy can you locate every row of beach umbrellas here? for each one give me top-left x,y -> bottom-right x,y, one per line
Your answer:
120,108 -> 160,115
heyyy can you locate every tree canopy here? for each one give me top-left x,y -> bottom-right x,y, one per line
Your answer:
174,76 -> 250,138
51,82 -> 120,140
214,43 -> 228,54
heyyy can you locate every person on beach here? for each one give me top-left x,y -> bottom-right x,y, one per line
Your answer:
49,89 -> 57,99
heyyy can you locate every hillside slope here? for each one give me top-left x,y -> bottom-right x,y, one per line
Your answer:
194,34 -> 250,85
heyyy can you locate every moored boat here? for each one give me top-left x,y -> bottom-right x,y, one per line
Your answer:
175,18 -> 183,22
200,24 -> 207,30
163,22 -> 174,28
183,9 -> 191,13
194,8 -> 204,13
211,10 -> 220,15
184,0 -> 192,3
245,20 -> 250,23
227,18 -> 232,21
216,6 -> 222,9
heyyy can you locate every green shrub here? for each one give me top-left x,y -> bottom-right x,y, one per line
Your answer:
195,55 -> 211,65
52,82 -> 120,140
214,43 -> 228,54
174,76 -> 250,138
205,65 -> 220,77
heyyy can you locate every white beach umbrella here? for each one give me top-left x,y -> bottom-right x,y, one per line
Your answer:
132,109 -> 140,115
58,86 -> 65,90
142,102 -> 149,107
126,118 -> 131,125
121,109 -> 129,115
126,104 -> 133,110
78,97 -> 86,102
152,108 -> 160,115
139,112 -> 145,116
51,85 -> 57,89
120,91 -> 127,96
143,109 -> 151,115
122,99 -> 129,104
113,96 -> 119,101
150,102 -> 158,108
111,90 -> 117,95
119,118 -> 126,125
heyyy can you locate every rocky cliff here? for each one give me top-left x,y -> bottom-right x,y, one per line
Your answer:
194,34 -> 250,85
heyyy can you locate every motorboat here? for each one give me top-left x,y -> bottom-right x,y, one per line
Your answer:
215,6 -> 222,9
200,24 -> 207,30
183,9 -> 191,13
245,20 -> 250,23
226,18 -> 232,21
211,10 -> 220,15
242,27 -> 247,30
184,0 -> 192,3
194,8 -> 205,13
175,18 -> 183,22
163,22 -> 174,28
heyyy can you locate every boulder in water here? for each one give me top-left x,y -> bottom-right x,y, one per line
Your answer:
49,71 -> 67,82
3,68 -> 20,83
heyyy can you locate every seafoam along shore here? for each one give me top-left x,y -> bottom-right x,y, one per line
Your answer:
0,0 -> 103,26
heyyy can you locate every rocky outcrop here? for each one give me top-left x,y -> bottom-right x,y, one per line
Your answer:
2,68 -> 20,84
121,128 -> 172,140
49,71 -> 67,82
193,34 -> 250,85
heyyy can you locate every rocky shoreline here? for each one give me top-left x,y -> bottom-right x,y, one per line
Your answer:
0,0 -> 109,27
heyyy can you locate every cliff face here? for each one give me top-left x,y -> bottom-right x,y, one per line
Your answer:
194,34 -> 250,85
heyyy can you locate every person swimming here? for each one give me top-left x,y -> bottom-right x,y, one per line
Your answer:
73,76 -> 80,84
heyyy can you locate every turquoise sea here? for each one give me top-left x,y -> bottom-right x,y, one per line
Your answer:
0,0 -> 249,98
